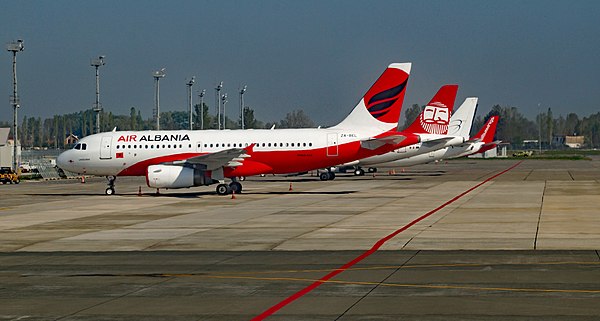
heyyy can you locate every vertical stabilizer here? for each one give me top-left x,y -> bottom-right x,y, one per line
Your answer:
447,97 -> 478,138
473,115 -> 499,143
404,84 -> 459,135
333,63 -> 411,132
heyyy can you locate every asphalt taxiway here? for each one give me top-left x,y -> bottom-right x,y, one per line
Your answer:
0,158 -> 599,320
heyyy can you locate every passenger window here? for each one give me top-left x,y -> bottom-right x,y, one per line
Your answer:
145,145 -> 148,149
291,143 -> 295,147
151,145 -> 154,148
303,143 -> 306,147
227,143 -> 231,147
162,145 -> 165,148
309,143 -> 312,147
262,143 -> 265,147
286,143 -> 289,147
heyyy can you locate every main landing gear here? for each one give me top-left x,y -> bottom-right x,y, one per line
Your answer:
215,179 -> 243,196
319,170 -> 336,181
105,176 -> 116,195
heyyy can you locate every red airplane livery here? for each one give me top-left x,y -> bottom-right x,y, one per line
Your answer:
57,63 -> 415,195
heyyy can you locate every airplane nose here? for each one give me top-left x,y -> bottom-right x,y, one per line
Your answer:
56,150 -> 73,171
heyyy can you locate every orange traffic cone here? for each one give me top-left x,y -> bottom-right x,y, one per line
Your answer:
231,190 -> 236,199
289,182 -> 293,191
81,176 -> 85,183
138,186 -> 142,196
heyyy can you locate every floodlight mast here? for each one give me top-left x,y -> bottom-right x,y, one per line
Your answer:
221,93 -> 228,129
239,85 -> 247,129
186,77 -> 195,130
198,89 -> 206,129
153,68 -> 166,130
6,39 -> 24,172
90,55 -> 106,134
215,82 -> 223,129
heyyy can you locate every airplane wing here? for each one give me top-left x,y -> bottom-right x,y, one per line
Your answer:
169,145 -> 253,170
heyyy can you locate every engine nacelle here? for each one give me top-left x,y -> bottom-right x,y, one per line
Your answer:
147,165 -> 213,189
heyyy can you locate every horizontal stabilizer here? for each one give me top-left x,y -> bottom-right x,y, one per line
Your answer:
421,136 -> 454,146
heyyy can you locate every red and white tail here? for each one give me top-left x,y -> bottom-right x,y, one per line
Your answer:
473,115 -> 499,143
404,84 -> 458,135
333,63 -> 411,132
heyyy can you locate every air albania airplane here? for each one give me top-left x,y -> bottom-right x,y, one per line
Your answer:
57,63 -> 420,195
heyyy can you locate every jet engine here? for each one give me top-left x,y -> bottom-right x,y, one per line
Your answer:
146,165 -> 214,189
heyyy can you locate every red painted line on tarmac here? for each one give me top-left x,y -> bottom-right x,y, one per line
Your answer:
252,161 -> 524,320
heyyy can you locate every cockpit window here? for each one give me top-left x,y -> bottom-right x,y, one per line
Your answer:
81,143 -> 87,150
74,143 -> 81,150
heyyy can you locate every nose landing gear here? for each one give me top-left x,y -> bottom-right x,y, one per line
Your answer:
105,176 -> 116,195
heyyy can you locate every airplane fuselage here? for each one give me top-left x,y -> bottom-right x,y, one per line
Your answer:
57,128 -> 407,178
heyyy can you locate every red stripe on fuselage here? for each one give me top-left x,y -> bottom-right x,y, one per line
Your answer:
117,140 -> 408,178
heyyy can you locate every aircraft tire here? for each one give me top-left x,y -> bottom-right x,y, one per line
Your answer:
354,168 -> 365,176
368,167 -> 378,173
319,172 -> 330,181
328,172 -> 336,180
105,187 -> 115,195
229,181 -> 243,194
216,183 -> 231,195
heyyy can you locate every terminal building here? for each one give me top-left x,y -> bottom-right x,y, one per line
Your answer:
0,128 -> 20,169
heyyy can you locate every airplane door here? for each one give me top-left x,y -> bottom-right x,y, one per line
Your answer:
327,133 -> 338,157
395,147 -> 407,153
100,136 -> 112,159
429,151 -> 435,158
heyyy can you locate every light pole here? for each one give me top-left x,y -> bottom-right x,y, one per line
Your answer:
153,68 -> 166,130
221,93 -> 228,129
90,55 -> 105,134
537,103 -> 542,154
186,77 -> 195,130
6,39 -> 24,172
215,82 -> 223,129
198,89 -> 205,129
239,85 -> 247,129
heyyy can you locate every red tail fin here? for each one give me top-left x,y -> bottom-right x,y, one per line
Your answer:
334,63 -> 411,131
473,115 -> 499,143
404,84 -> 458,135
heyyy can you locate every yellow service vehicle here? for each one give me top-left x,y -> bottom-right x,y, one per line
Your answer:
0,167 -> 20,184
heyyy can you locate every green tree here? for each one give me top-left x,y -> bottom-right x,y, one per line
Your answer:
402,104 -> 422,130
279,109 -> 314,128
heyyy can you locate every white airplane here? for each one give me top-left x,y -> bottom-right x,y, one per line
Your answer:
341,84 -> 473,175
370,114 -> 500,168
57,63 -> 420,195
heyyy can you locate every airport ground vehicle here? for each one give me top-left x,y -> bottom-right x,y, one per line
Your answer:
0,167 -> 20,184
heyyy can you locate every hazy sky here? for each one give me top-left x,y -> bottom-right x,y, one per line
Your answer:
1,0 -> 599,126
